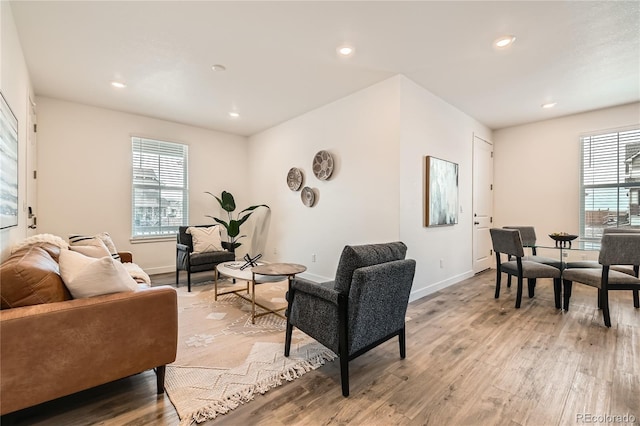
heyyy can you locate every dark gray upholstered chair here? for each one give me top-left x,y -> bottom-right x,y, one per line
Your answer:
562,233 -> 640,327
503,226 -> 562,288
176,225 -> 235,292
565,228 -> 640,277
284,242 -> 416,397
490,228 -> 562,309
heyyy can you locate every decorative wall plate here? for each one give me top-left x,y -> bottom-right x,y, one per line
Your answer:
312,150 -> 334,180
301,187 -> 315,207
287,167 -> 303,191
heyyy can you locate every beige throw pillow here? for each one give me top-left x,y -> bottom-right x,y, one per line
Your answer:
69,238 -> 111,258
187,226 -> 224,253
59,250 -> 137,299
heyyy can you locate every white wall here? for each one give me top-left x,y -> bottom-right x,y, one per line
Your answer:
248,77 -> 402,281
493,102 -> 640,240
398,76 -> 492,300
36,97 -> 248,273
248,75 -> 492,301
0,3 -> 33,260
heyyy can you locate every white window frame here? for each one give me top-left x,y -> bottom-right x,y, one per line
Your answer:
580,127 -> 640,239
131,137 -> 189,240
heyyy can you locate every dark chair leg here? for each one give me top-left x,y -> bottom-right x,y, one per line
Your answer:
597,289 -> 602,309
562,280 -> 573,311
284,322 -> 293,357
527,278 -> 536,298
175,269 -> 180,287
399,327 -> 406,359
339,349 -> 349,397
156,365 -> 166,394
515,275 -> 524,308
553,278 -> 561,309
507,275 -> 512,288
495,269 -> 502,299
633,290 -> 639,309
601,289 -> 611,327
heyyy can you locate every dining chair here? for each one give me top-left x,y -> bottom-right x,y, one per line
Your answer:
561,232 -> 640,327
503,226 -> 562,289
490,228 -> 562,309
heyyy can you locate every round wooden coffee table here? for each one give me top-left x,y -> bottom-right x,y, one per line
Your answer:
215,261 -> 306,324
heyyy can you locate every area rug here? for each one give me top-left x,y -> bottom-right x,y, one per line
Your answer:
164,279 -> 336,425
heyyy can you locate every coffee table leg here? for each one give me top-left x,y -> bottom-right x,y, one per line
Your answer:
214,268 -> 218,301
251,273 -> 256,324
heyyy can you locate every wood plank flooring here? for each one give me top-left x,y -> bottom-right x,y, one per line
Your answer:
2,270 -> 638,425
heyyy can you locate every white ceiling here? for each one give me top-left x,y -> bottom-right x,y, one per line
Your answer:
9,1 -> 640,137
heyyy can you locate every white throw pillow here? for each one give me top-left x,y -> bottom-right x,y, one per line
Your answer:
69,238 -> 111,258
187,226 -> 224,253
59,249 -> 137,299
69,233 -> 121,261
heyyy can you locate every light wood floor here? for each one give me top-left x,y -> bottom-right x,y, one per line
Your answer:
2,270 -> 639,425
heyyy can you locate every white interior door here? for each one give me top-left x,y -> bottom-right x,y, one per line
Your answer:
26,97 -> 38,236
473,135 -> 493,273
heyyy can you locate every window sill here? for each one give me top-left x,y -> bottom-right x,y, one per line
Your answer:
130,236 -> 175,244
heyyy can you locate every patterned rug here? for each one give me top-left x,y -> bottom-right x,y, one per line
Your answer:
164,279 -> 336,425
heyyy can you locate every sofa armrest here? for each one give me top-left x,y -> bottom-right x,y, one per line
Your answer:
118,251 -> 133,263
0,286 -> 178,415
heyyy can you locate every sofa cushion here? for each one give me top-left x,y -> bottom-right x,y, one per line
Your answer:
59,250 -> 137,299
186,226 -> 224,253
0,246 -> 71,310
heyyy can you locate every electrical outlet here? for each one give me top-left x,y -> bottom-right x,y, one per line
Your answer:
273,247 -> 278,255
439,259 -> 444,268
312,254 -> 316,262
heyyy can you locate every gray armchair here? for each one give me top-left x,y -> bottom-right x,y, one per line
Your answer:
562,233 -> 640,327
176,225 -> 235,292
284,242 -> 416,397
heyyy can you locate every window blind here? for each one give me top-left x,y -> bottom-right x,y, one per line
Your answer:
131,137 -> 188,238
580,128 -> 640,238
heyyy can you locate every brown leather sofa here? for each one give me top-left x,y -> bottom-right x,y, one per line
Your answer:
0,243 -> 178,415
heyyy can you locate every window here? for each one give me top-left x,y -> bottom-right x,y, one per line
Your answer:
580,128 -> 640,238
131,137 -> 188,239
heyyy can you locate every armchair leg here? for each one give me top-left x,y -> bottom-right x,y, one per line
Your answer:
339,351 -> 349,397
399,327 -> 406,359
155,365 -> 166,394
507,275 -> 512,288
633,290 -> 639,309
187,272 -> 191,293
176,269 -> 180,287
284,322 -> 293,357
494,269 -> 502,299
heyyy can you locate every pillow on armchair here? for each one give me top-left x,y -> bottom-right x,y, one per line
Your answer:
186,226 -> 224,253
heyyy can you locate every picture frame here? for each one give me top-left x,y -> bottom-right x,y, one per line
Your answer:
425,155 -> 458,227
1,91 -> 19,229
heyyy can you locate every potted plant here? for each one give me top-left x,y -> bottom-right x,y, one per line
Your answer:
205,190 -> 269,252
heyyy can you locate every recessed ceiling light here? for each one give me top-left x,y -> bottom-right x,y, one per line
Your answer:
494,35 -> 516,49
228,112 -> 240,118
111,81 -> 126,88
541,102 -> 557,109
336,44 -> 355,57
211,64 -> 226,72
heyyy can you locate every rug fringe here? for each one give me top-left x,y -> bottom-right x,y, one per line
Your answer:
179,348 -> 336,425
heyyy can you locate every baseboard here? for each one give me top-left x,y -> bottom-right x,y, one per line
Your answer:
145,265 -> 175,275
409,270 -> 475,303
297,271 -> 332,283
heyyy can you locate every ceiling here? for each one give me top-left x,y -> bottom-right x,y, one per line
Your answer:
9,1 -> 640,137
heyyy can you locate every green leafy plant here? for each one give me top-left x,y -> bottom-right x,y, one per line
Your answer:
205,190 -> 269,251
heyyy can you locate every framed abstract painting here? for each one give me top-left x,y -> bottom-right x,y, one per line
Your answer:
1,91 -> 18,229
425,156 -> 458,227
